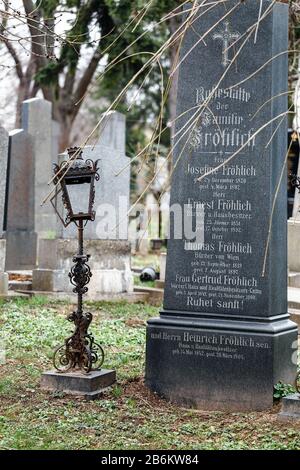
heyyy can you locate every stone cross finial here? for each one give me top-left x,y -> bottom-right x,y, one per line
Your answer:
212,21 -> 240,67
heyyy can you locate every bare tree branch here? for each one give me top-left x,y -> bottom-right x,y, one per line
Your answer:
72,48 -> 102,119
2,38 -> 23,79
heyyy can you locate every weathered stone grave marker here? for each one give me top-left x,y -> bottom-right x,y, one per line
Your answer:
5,129 -> 36,270
146,0 -> 298,411
5,98 -> 58,270
0,126 -> 9,294
22,97 -> 57,237
32,111 -> 133,297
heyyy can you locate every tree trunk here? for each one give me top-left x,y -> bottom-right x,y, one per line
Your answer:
51,97 -> 74,152
167,16 -> 181,173
57,118 -> 73,153
15,77 -> 33,128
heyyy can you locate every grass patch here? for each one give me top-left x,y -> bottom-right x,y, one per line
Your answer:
0,296 -> 299,450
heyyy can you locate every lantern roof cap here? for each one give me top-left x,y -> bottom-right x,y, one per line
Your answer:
67,146 -> 83,161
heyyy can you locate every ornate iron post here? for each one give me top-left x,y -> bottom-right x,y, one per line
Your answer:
51,147 -> 104,374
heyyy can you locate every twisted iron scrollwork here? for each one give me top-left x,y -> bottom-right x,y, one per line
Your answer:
53,310 -> 104,373
53,227 -> 104,373
290,173 -> 300,194
69,254 -> 92,295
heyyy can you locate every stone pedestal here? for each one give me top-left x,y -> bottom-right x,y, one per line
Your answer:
32,238 -> 133,296
0,272 -> 8,296
0,239 -> 8,296
0,126 -> 9,296
279,394 -> 300,421
5,231 -> 37,271
41,369 -> 116,400
160,253 -> 167,281
288,219 -> 300,272
146,315 -> 297,411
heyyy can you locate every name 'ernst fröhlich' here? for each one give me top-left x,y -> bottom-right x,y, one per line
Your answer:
187,199 -> 252,212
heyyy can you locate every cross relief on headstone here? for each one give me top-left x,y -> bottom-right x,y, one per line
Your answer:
212,21 -> 241,68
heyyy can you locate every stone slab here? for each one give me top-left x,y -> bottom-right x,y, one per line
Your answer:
146,315 -> 298,411
41,369 -> 116,400
288,219 -> 300,272
134,286 -> 163,306
32,268 -> 133,296
22,98 -> 57,236
33,238 -> 133,295
22,290 -> 149,303
9,280 -> 32,292
0,272 -> 8,296
155,280 -> 165,289
5,231 -> 37,271
159,252 -> 167,282
0,291 -> 29,299
289,309 -> 300,329
279,394 -> 300,421
0,239 -> 6,272
288,272 -> 300,289
0,126 -> 9,237
6,129 -> 35,231
5,129 -> 38,270
288,287 -> 300,310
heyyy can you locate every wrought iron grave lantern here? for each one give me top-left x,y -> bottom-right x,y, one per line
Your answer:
50,146 -> 104,374
52,147 -> 99,227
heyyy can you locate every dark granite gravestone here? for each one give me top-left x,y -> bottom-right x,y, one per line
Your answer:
145,0 -> 298,411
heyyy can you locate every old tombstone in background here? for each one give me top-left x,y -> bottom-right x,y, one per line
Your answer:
0,126 -> 8,295
22,97 -> 57,237
32,111 -> 133,297
146,0 -> 298,411
5,129 -> 36,270
288,165 -> 300,276
4,98 -> 58,271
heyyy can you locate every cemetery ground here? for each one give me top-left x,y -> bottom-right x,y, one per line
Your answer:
0,296 -> 299,451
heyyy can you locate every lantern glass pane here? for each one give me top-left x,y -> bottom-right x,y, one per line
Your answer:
66,178 -> 91,216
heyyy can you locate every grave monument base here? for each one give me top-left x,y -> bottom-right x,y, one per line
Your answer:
32,238 -> 133,296
145,313 -> 298,411
279,393 -> 300,421
5,231 -> 37,270
0,239 -> 8,295
0,272 -> 8,296
41,369 -> 116,400
288,219 -> 300,272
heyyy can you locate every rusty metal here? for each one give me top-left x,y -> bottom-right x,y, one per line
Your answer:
290,173 -> 300,194
52,148 -> 104,374
51,147 -> 100,228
